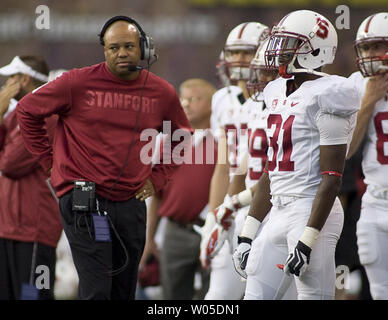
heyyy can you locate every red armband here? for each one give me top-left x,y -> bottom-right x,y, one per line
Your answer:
263,168 -> 269,174
321,171 -> 343,177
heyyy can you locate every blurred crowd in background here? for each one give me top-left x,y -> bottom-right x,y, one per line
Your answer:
1,0 -> 387,88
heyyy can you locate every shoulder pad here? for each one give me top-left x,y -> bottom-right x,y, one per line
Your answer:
317,76 -> 361,117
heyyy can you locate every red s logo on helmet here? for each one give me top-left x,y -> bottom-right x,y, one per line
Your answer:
316,18 -> 329,39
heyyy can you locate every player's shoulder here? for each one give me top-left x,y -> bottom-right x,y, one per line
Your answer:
213,86 -> 241,101
348,71 -> 363,82
264,77 -> 286,94
212,86 -> 242,111
314,75 -> 361,116
348,70 -> 368,93
303,74 -> 347,90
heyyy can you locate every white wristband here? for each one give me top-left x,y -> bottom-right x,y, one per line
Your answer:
240,215 -> 261,240
237,189 -> 253,207
299,227 -> 320,248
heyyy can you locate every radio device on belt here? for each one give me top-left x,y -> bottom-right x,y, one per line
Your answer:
72,181 -> 96,212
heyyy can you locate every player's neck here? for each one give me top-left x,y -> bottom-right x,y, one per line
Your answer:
237,80 -> 249,100
293,73 -> 320,88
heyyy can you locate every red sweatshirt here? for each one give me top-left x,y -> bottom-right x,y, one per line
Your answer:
0,111 -> 62,248
157,133 -> 217,224
17,62 -> 192,201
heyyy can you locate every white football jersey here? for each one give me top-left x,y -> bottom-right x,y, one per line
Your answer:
349,71 -> 388,189
263,76 -> 360,197
211,86 -> 250,178
241,94 -> 268,189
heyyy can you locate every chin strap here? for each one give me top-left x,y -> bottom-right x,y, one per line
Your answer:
287,65 -> 331,77
279,65 -> 293,78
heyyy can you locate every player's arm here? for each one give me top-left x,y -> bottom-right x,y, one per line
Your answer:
247,167 -> 271,221
347,73 -> 388,159
236,161 -> 271,243
284,112 -> 352,277
307,144 -> 346,230
232,164 -> 271,278
208,128 -> 230,212
215,152 -> 255,228
227,151 -> 247,196
198,128 -> 231,267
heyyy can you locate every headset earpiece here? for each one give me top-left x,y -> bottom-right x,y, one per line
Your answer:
99,15 -> 156,62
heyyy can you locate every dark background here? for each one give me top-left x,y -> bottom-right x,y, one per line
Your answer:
1,0 -> 388,88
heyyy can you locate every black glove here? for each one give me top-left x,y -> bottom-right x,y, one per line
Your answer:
284,240 -> 311,277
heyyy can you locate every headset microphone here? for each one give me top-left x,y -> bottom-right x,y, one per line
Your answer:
128,65 -> 143,72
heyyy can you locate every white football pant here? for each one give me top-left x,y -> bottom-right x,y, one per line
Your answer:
357,189 -> 388,300
244,196 -> 343,300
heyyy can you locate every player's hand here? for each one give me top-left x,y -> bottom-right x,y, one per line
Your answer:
215,194 -> 238,230
232,236 -> 252,279
283,240 -> 311,277
199,223 -> 230,269
197,212 -> 216,269
363,72 -> 388,107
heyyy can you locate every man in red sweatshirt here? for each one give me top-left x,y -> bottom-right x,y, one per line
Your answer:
0,55 -> 62,300
17,16 -> 192,300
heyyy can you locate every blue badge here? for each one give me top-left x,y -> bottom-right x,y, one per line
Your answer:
20,283 -> 39,300
92,214 -> 111,242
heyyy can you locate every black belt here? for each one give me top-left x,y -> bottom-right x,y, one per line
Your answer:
168,217 -> 205,232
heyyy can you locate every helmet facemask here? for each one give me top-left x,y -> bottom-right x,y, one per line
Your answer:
265,32 -> 315,78
355,39 -> 388,77
247,39 -> 278,101
247,66 -> 278,101
224,45 -> 257,81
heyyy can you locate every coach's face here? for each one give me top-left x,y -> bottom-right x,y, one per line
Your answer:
104,21 -> 142,80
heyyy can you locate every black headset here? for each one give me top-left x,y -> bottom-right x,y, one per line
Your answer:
99,15 -> 155,61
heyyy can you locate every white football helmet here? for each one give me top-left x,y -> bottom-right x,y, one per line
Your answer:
355,12 -> 388,77
223,22 -> 269,81
247,38 -> 278,101
265,10 -> 337,78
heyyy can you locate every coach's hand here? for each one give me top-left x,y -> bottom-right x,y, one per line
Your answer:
135,178 -> 155,201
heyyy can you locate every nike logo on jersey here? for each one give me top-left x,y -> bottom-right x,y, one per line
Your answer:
291,102 -> 299,107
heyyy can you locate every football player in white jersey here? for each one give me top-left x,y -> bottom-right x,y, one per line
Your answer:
198,21 -> 269,300
204,39 -> 276,261
346,12 -> 388,300
232,10 -> 361,300
208,38 -> 277,257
